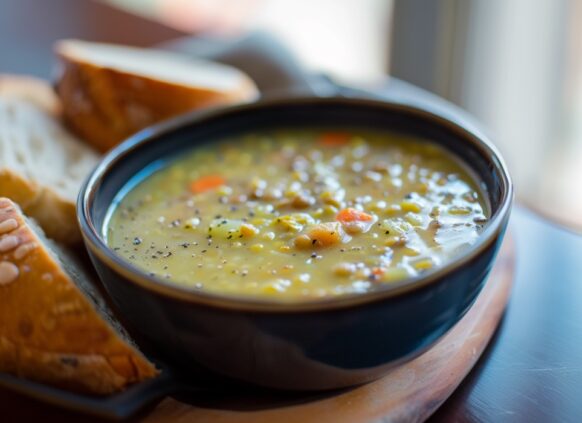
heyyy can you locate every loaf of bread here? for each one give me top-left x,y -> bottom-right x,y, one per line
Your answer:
0,75 -> 99,245
0,198 -> 158,394
55,39 -> 259,152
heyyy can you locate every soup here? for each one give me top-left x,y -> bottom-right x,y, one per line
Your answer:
106,129 -> 488,300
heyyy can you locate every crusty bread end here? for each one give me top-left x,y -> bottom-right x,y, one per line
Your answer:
55,39 -> 259,152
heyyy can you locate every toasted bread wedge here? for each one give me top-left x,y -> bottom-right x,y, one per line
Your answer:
0,198 -> 158,394
0,75 -> 99,244
55,39 -> 259,152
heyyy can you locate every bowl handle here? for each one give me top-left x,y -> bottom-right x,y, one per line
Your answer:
0,366 -> 179,420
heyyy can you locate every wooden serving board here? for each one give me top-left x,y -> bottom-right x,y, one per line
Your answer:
143,235 -> 515,423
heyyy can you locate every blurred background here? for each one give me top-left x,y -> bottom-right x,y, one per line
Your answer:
1,0 -> 580,229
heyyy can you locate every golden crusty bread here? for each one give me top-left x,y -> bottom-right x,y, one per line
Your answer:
55,39 -> 259,152
0,198 -> 158,394
0,75 -> 99,245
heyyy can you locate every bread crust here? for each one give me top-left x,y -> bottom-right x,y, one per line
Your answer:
0,198 -> 158,394
0,170 -> 80,244
0,75 -> 61,115
55,40 -> 259,152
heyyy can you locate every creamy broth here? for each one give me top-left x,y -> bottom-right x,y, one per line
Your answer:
106,129 -> 488,300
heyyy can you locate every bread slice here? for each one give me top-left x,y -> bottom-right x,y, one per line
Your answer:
54,39 -> 259,152
0,198 -> 158,394
0,75 -> 99,245
0,75 -> 61,114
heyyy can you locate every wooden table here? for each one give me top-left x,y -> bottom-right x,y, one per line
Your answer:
431,208 -> 582,422
2,2 -> 582,421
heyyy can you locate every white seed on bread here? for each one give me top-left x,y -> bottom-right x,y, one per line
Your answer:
0,235 -> 19,252
0,218 -> 18,234
13,242 -> 36,260
0,261 -> 19,285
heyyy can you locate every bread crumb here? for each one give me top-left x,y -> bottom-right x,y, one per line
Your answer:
51,300 -> 85,316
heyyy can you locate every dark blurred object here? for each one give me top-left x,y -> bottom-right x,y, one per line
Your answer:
164,33 -> 436,100
164,33 -> 316,95
0,0 -> 185,78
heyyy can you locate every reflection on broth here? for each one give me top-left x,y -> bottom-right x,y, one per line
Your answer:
106,129 -> 488,300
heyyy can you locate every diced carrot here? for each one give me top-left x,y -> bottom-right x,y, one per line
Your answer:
189,175 -> 226,194
318,132 -> 351,147
372,267 -> 385,276
336,208 -> 374,224
306,222 -> 344,247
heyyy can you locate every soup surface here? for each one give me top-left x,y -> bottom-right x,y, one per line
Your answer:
106,129 -> 488,300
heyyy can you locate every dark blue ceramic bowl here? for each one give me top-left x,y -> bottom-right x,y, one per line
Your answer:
78,96 -> 512,390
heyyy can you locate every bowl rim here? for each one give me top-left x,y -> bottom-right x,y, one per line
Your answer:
78,95 -> 513,313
